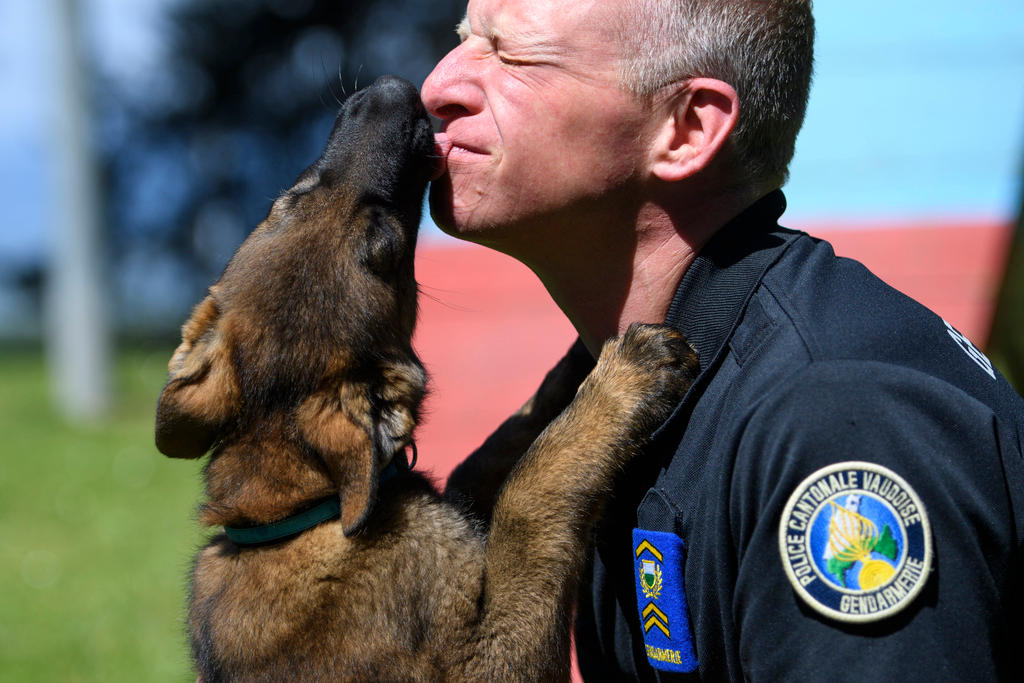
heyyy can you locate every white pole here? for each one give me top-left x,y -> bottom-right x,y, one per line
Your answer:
45,0 -> 111,420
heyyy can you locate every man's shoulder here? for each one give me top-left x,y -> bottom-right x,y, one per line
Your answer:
760,232 -> 944,360
748,231 -> 1020,418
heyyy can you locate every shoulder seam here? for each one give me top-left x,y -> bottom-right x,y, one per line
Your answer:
757,279 -> 817,360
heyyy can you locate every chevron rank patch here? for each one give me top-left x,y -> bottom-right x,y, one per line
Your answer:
778,461 -> 932,623
632,529 -> 698,673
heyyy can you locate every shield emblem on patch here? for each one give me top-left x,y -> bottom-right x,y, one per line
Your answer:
642,560 -> 657,589
640,558 -> 663,599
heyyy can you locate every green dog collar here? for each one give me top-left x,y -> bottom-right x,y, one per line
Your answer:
223,447 -> 413,546
224,497 -> 341,546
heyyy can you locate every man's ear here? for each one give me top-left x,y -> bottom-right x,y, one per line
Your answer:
648,78 -> 739,183
155,295 -> 239,458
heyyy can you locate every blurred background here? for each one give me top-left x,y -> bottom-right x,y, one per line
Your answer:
0,0 -> 1021,679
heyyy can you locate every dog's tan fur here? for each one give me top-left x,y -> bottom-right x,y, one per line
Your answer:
156,76 -> 698,681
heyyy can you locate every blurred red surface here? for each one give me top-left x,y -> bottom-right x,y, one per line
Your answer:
412,242 -> 577,481
811,220 -> 1012,350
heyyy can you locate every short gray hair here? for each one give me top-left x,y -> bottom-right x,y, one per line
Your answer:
619,0 -> 815,189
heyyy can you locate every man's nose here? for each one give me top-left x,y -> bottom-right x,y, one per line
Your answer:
421,43 -> 483,123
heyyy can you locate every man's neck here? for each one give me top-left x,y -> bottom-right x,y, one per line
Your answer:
523,190 -> 760,358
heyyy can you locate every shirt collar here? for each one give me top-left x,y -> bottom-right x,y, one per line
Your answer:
663,189 -> 792,373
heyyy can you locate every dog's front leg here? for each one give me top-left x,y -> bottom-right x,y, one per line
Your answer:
444,339 -> 594,527
458,324 -> 698,681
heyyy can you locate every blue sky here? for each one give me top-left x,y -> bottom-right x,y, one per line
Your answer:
1,0 -> 1022,267
786,2 -> 1024,224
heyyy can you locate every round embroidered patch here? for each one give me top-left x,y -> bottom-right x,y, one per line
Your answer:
778,461 -> 932,623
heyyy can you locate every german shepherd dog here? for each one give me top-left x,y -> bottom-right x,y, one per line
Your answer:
156,75 -> 698,681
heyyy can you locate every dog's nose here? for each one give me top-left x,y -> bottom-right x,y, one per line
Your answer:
318,73 -> 433,195
371,75 -> 417,97
338,75 -> 427,137
365,75 -> 425,113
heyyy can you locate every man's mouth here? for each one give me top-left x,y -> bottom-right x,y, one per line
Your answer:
431,133 -> 454,181
432,132 -> 491,180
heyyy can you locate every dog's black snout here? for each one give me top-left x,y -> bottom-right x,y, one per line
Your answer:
345,75 -> 424,119
307,74 -> 433,205
371,74 -> 420,102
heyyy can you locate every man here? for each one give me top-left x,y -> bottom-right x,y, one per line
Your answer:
423,0 -> 1024,679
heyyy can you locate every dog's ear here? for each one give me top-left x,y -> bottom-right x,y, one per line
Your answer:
297,368 -> 422,536
296,389 -> 381,536
155,295 -> 239,458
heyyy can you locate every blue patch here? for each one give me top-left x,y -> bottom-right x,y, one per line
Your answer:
778,461 -> 932,623
632,529 -> 698,673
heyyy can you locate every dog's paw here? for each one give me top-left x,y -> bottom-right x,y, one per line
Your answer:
590,323 -> 699,436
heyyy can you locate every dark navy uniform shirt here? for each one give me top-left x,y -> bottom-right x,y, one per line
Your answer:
574,191 -> 1024,680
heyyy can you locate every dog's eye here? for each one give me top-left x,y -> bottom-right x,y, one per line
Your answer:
317,169 -> 342,189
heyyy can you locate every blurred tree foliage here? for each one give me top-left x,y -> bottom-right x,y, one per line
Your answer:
99,0 -> 464,332
987,150 -> 1024,392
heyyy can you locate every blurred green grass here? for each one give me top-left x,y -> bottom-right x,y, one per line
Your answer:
0,348 -> 205,682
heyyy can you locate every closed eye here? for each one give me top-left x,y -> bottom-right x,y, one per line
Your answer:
498,53 -> 530,66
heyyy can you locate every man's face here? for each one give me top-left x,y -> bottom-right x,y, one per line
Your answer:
421,0 -> 653,248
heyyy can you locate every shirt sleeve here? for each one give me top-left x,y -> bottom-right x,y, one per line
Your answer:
729,360 -> 1017,680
